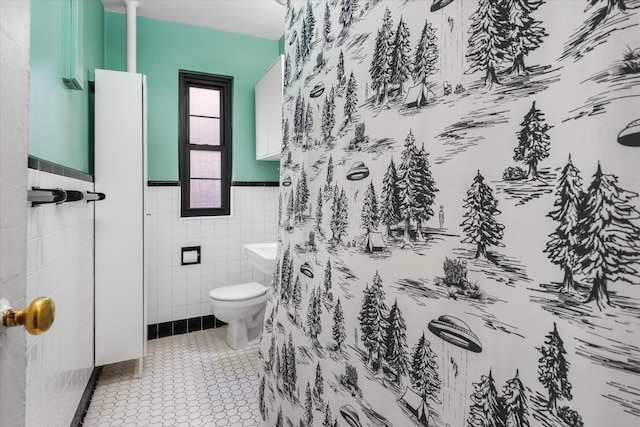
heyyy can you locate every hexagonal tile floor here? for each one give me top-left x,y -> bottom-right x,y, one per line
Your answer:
83,327 -> 261,427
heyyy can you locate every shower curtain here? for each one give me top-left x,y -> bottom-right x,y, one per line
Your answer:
259,1 -> 640,426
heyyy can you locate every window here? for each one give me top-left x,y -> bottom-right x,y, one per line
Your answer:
179,71 -> 232,217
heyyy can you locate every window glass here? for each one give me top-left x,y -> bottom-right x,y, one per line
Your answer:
190,151 -> 221,179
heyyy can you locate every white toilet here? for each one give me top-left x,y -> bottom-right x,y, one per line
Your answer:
209,282 -> 268,350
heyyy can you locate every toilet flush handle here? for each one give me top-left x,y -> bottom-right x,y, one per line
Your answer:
1,297 -> 55,335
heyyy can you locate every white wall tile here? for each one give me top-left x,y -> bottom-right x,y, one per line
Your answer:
25,171 -> 94,427
145,185 -> 278,324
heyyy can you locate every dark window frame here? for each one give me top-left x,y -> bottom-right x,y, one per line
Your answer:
178,71 -> 233,217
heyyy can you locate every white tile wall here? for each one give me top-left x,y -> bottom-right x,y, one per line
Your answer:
25,170 -> 95,427
146,185 -> 279,325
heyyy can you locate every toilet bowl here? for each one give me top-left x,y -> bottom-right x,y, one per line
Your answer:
209,282 -> 268,350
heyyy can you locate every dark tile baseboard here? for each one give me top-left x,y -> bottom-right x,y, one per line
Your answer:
28,155 -> 94,183
71,366 -> 102,427
147,315 -> 227,340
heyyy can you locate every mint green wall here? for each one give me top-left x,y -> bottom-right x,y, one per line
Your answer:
279,36 -> 285,55
29,0 -> 104,174
105,13 -> 280,182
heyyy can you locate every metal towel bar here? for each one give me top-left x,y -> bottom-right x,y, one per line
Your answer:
27,187 -> 105,206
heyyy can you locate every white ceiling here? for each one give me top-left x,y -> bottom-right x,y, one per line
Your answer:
101,0 -> 286,40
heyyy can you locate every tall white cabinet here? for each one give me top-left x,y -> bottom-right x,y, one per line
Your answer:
94,69 -> 147,366
255,55 -> 284,161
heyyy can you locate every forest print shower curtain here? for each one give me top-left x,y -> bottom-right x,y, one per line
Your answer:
258,1 -> 640,426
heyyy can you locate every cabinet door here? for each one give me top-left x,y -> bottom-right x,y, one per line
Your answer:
94,69 -> 145,366
255,55 -> 283,161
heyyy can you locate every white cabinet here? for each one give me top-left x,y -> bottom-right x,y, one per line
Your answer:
255,55 -> 284,161
94,69 -> 147,367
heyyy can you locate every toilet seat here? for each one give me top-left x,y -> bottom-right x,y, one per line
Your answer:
209,282 -> 266,301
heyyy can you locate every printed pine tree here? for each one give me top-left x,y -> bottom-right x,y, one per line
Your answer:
337,51 -> 346,89
544,155 -> 584,294
280,245 -> 292,302
301,20 -> 309,62
575,163 -> 640,309
380,157 -> 401,238
409,332 -> 441,402
332,298 -> 346,351
339,0 -> 358,29
275,408 -> 283,427
284,54 -> 291,88
370,8 -> 394,104
504,0 -> 546,75
276,344 -> 281,378
259,376 -> 266,420
282,119 -> 290,154
390,16 -> 411,95
286,190 -> 294,229
315,362 -> 324,402
323,2 -> 332,42
286,333 -> 297,397
538,323 -> 572,414
324,259 -> 332,299
315,188 -> 324,233
307,288 -> 323,343
370,272 -> 388,373
305,101 -> 314,147
330,187 -> 349,244
295,40 -> 302,76
503,370 -> 530,427
305,382 -> 314,426
296,165 -> 310,223
344,71 -> 358,123
326,155 -> 334,190
414,144 -> 438,240
413,19 -> 439,85
279,341 -> 288,392
358,284 -> 375,361
272,258 -> 281,296
361,181 -> 380,233
384,299 -> 409,385
323,404 -> 333,427
267,334 -> 276,371
513,101 -> 551,180
321,87 -> 336,142
305,0 -> 315,43
467,0 -> 509,87
468,370 -> 506,427
292,275 -> 302,322
461,171 -> 505,260
294,89 -> 305,145
398,130 -> 421,247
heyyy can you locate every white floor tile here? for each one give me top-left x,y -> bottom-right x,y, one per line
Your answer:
83,327 -> 261,426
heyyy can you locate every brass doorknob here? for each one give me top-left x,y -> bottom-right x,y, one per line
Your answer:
2,297 -> 55,335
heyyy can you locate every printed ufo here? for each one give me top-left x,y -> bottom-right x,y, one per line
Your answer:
618,119 -> 640,147
340,405 -> 362,427
346,161 -> 370,181
300,261 -> 314,278
310,82 -> 325,98
428,315 -> 482,353
430,0 -> 454,12
282,176 -> 292,186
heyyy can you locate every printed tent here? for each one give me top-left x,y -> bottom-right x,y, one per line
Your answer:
399,387 -> 431,426
404,83 -> 429,108
365,232 -> 388,253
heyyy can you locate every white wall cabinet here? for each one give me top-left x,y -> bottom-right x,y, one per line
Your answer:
255,55 -> 284,161
94,69 -> 147,367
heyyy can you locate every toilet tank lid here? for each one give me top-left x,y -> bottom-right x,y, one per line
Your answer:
209,282 -> 267,301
